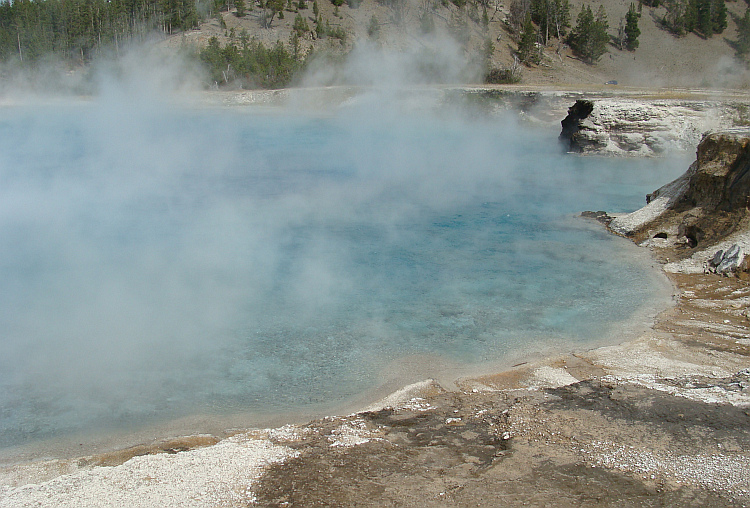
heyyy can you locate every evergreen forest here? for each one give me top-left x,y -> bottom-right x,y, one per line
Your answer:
0,0 -> 200,64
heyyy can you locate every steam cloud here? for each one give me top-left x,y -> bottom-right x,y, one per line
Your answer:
0,44 -> 690,449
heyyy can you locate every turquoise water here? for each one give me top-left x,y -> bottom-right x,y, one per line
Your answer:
0,99 -> 687,450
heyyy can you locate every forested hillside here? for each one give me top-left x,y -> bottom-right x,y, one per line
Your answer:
1,0 -> 749,88
0,0 -> 200,62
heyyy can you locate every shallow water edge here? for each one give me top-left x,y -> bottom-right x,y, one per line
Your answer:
0,216 -> 675,468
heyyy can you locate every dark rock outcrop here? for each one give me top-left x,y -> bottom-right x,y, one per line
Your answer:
559,100 -> 594,152
580,210 -> 614,226
678,133 -> 750,213
660,133 -> 750,250
609,131 -> 750,272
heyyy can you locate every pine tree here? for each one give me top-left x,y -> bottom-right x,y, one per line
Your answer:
509,0 -> 532,33
593,5 -> 610,57
266,0 -> 284,25
737,7 -> 750,56
662,0 -> 687,35
711,0 -> 727,35
552,0 -> 571,39
293,13 -> 309,35
530,0 -> 570,45
684,0 -> 698,33
697,0 -> 711,35
517,13 -> 539,64
568,4 -> 609,63
367,15 -> 380,37
235,0 -> 246,16
290,30 -> 300,59
624,2 -> 640,50
569,5 -> 592,56
595,5 -> 608,27
530,0 -> 550,44
483,36 -> 494,63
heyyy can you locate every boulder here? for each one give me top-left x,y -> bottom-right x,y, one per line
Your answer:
710,249 -> 725,266
708,244 -> 744,274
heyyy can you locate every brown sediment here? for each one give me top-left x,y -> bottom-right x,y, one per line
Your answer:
74,435 -> 221,468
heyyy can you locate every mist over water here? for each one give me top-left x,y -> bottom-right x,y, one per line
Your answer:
0,94 -> 689,452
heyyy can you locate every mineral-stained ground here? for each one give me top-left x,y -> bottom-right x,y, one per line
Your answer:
252,273 -> 750,508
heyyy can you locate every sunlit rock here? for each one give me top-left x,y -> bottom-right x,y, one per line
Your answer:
560,99 -> 721,156
709,244 -> 744,274
609,131 -> 750,274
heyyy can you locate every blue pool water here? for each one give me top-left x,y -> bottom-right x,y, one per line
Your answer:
0,98 -> 688,451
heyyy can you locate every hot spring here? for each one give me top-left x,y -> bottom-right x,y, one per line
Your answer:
0,94 -> 687,458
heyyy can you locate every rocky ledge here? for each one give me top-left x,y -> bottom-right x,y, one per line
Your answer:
560,98 -> 727,156
606,130 -> 750,276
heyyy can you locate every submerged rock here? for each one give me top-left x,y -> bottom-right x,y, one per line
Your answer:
580,210 -> 614,226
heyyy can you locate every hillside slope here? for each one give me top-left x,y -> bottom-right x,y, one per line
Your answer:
160,0 -> 750,88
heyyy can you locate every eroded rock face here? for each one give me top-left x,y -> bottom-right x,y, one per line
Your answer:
560,99 -> 722,156
559,99 -> 594,152
683,133 -> 750,211
609,131 -> 750,274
